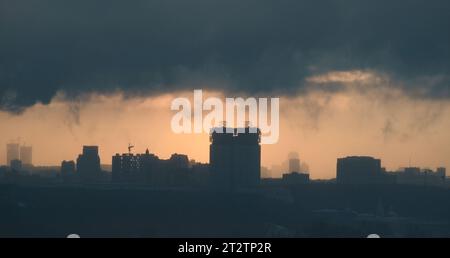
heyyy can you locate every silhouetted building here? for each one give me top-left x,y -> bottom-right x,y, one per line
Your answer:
6,143 -> 19,167
113,149 -> 158,184
112,154 -> 124,183
76,146 -> 102,183
210,126 -> 261,190
0,166 -> 8,177
10,159 -> 22,172
164,154 -> 190,187
437,167 -> 446,178
289,158 -> 301,173
191,162 -> 210,187
20,146 -> 32,166
112,149 -> 196,187
140,150 -> 163,186
27,166 -> 59,178
282,172 -> 309,184
61,160 -> 76,182
394,167 -> 446,186
405,167 -> 421,175
112,153 -> 141,183
337,156 -> 382,184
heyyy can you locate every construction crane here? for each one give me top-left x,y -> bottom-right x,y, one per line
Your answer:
128,143 -> 134,154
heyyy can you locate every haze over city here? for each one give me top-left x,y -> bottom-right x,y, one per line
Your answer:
1,83 -> 450,179
1,0 -> 450,178
2,0 -> 450,240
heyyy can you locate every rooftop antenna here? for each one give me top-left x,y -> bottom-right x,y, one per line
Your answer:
128,143 -> 134,154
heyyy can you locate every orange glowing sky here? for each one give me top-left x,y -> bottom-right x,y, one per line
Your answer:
1,71 -> 450,179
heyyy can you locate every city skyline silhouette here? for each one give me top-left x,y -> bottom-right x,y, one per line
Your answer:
1,0 -> 450,239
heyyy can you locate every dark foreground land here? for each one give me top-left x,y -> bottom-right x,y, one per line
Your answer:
1,183 -> 450,237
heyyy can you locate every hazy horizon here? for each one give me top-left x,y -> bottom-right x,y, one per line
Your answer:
2,73 -> 450,179
2,1 -> 450,180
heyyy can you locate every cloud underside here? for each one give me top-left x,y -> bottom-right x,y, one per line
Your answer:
1,0 -> 450,112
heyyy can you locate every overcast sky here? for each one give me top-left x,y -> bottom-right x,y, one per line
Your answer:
1,0 -> 449,111
1,1 -> 450,178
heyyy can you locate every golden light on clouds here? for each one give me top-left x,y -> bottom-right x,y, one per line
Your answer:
306,70 -> 383,84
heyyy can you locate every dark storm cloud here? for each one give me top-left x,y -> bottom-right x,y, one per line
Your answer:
1,0 -> 449,112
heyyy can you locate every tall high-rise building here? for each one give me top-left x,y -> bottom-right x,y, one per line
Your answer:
210,126 -> 261,190
76,146 -> 101,183
20,146 -> 32,165
6,143 -> 20,166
